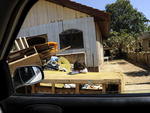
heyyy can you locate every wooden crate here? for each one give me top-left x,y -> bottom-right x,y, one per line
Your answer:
9,53 -> 42,75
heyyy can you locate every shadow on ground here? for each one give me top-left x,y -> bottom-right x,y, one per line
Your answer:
111,62 -> 128,65
125,71 -> 150,77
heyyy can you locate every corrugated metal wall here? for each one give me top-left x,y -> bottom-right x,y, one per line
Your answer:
17,17 -> 100,67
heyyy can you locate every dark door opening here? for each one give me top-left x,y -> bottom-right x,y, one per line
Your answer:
59,29 -> 84,49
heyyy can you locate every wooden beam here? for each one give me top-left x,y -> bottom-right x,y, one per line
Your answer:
19,37 -> 25,49
23,37 -> 29,48
102,84 -> 106,94
52,83 -> 56,94
15,40 -> 21,50
75,83 -> 80,94
31,85 -> 36,93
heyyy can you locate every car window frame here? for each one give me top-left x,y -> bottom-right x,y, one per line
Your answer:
2,0 -> 150,98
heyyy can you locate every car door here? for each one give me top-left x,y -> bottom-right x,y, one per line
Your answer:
1,0 -> 150,113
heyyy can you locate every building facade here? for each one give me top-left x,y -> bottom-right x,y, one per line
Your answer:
16,0 -> 110,71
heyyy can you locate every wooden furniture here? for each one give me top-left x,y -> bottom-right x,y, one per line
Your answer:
33,71 -> 124,94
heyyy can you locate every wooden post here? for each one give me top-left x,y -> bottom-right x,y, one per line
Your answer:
31,85 -> 36,93
102,84 -> 106,94
15,40 -> 21,50
118,81 -> 123,93
75,84 -> 80,94
34,46 -> 38,53
23,37 -> 29,48
19,37 -> 25,49
118,84 -> 121,93
52,83 -> 55,94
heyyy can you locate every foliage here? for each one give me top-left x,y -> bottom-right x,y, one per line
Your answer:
105,0 -> 149,34
104,31 -> 141,58
145,24 -> 150,31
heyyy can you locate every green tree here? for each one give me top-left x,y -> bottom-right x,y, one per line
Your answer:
104,31 -> 141,58
105,0 -> 149,34
145,24 -> 150,31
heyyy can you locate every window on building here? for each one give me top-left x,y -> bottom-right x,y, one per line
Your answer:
59,29 -> 84,49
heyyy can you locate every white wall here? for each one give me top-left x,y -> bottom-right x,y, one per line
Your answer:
17,17 -> 99,67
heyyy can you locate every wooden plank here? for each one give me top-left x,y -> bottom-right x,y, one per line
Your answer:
88,17 -> 98,67
34,70 -> 124,94
118,83 -> 121,93
37,84 -> 121,94
64,7 -> 76,20
36,86 -> 104,94
42,79 -> 121,84
8,47 -> 36,62
43,71 -> 123,80
21,0 -> 90,29
56,4 -> 63,20
51,83 -> 55,94
9,53 -> 42,74
31,85 -> 36,93
75,84 -> 80,94
42,1 -> 48,25
15,40 -> 21,50
39,71 -> 124,93
84,18 -> 90,67
102,84 -> 106,93
42,71 -> 123,90
95,22 -> 103,66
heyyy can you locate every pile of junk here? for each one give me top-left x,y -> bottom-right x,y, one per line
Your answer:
8,41 -> 102,90
8,41 -> 71,74
43,56 -> 71,72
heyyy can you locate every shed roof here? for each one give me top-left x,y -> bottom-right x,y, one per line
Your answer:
46,0 -> 110,38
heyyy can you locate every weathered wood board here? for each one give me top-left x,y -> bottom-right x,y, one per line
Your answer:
35,71 -> 125,94
21,0 -> 90,29
9,53 -> 42,75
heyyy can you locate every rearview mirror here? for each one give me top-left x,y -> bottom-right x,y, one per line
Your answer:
13,66 -> 44,89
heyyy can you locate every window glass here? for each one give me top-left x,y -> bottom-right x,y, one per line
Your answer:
8,0 -> 150,95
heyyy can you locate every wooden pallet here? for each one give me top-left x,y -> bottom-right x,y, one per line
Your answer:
32,71 -> 125,94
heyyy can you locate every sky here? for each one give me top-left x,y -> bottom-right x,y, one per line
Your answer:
72,0 -> 150,20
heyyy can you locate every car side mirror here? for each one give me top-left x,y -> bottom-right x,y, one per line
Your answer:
13,66 -> 44,89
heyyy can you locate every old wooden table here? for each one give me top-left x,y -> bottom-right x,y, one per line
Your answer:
33,71 -> 124,94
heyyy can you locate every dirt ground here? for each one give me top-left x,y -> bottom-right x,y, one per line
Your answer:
100,60 -> 150,93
